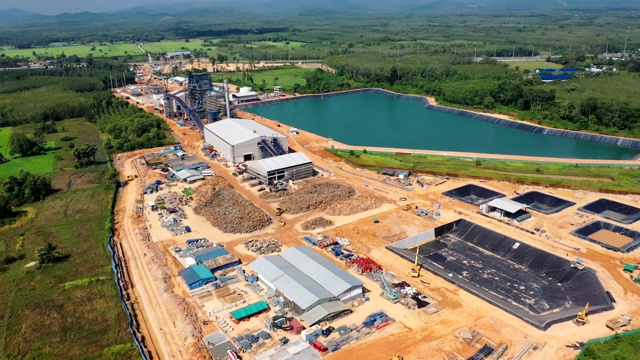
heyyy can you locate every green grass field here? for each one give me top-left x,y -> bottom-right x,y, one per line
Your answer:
0,43 -> 143,60
0,153 -> 56,179
249,41 -> 305,49
212,67 -> 314,92
0,126 -> 10,157
140,39 -> 216,54
549,72 -> 640,107
331,149 -> 640,193
502,60 -> 558,72
0,116 -> 137,359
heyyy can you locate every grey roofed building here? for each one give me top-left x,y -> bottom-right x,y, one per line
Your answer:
299,301 -> 351,327
248,153 -> 311,174
175,169 -> 204,183
280,246 -> 362,298
487,198 -> 527,214
249,246 -> 363,313
251,255 -> 334,312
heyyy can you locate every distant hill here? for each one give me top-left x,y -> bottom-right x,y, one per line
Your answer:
1,0 -> 640,25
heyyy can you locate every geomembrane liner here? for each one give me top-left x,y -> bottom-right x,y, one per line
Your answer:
572,220 -> 640,253
579,198 -> 640,224
442,184 -> 504,205
511,191 -> 576,215
387,219 -> 613,330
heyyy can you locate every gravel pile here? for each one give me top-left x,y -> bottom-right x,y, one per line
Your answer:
279,182 -> 356,214
301,217 -> 335,230
259,190 -> 290,200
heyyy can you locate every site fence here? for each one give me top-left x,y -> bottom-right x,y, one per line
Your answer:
575,328 -> 640,359
107,233 -> 150,360
238,88 -> 640,149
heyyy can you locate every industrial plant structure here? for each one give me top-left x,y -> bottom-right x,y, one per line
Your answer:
246,152 -> 313,185
204,119 -> 288,164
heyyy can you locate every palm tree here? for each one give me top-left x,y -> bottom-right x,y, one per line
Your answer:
36,242 -> 61,264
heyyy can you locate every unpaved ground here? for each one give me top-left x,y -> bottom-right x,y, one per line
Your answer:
113,92 -> 640,360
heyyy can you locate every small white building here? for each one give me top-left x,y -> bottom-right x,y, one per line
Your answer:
175,169 -> 204,184
203,119 -> 288,164
231,86 -> 260,103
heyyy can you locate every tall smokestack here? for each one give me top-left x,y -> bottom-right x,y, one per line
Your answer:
224,79 -> 231,119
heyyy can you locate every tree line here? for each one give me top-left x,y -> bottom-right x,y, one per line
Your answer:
0,171 -> 53,220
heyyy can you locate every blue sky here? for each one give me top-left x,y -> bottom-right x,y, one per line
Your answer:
0,0 -> 196,15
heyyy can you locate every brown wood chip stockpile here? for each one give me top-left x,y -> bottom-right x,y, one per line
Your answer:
259,191 -> 290,200
301,217 -> 335,230
279,183 -> 356,214
324,194 -> 387,216
193,178 -> 272,233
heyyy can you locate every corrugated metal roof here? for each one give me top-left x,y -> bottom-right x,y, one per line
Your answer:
248,153 -> 312,175
192,247 -> 229,262
204,119 -> 285,146
280,246 -> 363,296
250,255 -> 334,311
249,247 -> 362,311
299,301 -> 349,326
487,198 -> 526,214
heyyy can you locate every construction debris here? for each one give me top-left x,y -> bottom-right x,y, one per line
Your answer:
301,217 -> 335,231
244,238 -> 282,254
456,328 -> 483,347
324,194 -> 387,216
194,179 -> 272,233
279,183 -> 356,214
259,190 -> 290,200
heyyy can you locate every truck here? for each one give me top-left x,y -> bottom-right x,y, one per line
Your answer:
606,315 -> 632,331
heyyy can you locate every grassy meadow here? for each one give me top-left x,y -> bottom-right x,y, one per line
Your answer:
0,126 -> 10,157
331,149 -> 640,193
212,67 -> 314,92
0,43 -> 143,60
502,60 -> 558,72
548,73 -> 640,107
0,117 -> 137,359
140,39 -> 217,53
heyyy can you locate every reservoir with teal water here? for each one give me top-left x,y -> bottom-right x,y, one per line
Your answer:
243,91 -> 640,160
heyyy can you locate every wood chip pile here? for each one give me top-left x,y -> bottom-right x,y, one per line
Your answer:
279,183 -> 356,214
259,190 -> 290,200
244,238 -> 282,254
301,217 -> 335,231
325,194 -> 387,216
193,178 -> 272,233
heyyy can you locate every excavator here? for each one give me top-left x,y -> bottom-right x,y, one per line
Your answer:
573,302 -> 590,326
391,355 -> 404,360
410,246 -> 421,278
275,207 -> 287,216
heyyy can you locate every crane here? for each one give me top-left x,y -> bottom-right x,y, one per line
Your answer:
376,271 -> 399,303
574,302 -> 590,326
410,246 -> 421,278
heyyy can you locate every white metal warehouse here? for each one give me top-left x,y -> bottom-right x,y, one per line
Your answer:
247,152 -> 313,185
203,119 -> 288,164
249,246 -> 363,315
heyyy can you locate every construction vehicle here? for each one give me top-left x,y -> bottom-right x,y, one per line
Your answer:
269,179 -> 288,192
402,204 -> 411,211
606,314 -> 632,331
279,219 -> 286,226
410,246 -> 421,278
275,207 -> 287,216
126,175 -> 135,182
376,271 -> 399,303
391,355 -> 404,360
571,258 -> 585,270
573,303 -> 590,326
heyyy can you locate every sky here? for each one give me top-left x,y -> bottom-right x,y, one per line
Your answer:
0,0 -> 196,15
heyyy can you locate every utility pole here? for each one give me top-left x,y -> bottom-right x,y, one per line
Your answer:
474,47 -> 477,58
531,45 -> 535,57
494,45 -> 497,58
512,45 -> 515,58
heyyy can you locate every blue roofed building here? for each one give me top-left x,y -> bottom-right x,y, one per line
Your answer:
540,74 -> 572,82
179,264 -> 217,290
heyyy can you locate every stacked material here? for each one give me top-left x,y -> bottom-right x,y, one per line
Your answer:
194,179 -> 271,233
244,238 -> 282,254
301,217 -> 335,230
279,183 -> 355,214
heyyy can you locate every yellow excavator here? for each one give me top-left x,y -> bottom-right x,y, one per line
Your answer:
410,246 -> 420,278
573,302 -> 590,326
391,355 -> 404,360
